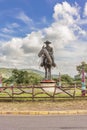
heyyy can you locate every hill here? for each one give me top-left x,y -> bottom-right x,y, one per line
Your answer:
0,68 -> 13,78
0,68 -> 58,79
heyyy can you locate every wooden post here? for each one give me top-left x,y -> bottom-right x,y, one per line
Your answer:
32,85 -> 34,101
11,84 -> 14,101
0,74 -> 2,88
73,82 -> 76,98
81,65 -> 86,96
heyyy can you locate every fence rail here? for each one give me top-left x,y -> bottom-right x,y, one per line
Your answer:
0,84 -> 85,101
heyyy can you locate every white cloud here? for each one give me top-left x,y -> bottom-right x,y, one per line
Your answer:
0,31 -> 43,69
8,23 -> 20,29
43,22 -> 76,49
0,33 -> 12,39
53,1 -> 80,25
21,31 -> 43,53
0,2 -> 87,77
1,28 -> 14,33
16,11 -> 33,25
0,23 -> 20,36
1,38 -> 23,58
84,2 -> 87,16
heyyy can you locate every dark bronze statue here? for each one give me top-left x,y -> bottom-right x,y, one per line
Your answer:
38,40 -> 56,80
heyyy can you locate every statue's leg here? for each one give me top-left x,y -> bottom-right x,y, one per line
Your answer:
50,67 -> 51,80
51,56 -> 56,67
45,67 -> 47,80
48,67 -> 51,80
47,68 -> 48,80
40,57 -> 44,67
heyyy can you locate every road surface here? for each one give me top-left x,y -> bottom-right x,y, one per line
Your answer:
0,115 -> 87,130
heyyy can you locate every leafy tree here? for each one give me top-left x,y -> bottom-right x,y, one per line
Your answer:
3,77 -> 14,84
77,61 -> 87,75
53,74 -> 74,85
61,74 -> 74,84
11,69 -> 42,85
75,61 -> 87,85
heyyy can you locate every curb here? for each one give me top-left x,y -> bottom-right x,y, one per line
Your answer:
0,110 -> 87,115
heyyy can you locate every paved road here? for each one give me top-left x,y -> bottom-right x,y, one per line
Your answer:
0,115 -> 87,130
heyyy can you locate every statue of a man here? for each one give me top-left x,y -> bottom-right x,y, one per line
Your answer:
40,40 -> 56,67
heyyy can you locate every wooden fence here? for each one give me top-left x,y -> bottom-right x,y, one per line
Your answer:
0,83 -> 84,101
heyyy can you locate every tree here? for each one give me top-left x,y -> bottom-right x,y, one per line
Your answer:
61,74 -> 74,84
76,61 -> 87,75
76,61 -> 87,85
11,69 -> 42,85
12,69 -> 30,85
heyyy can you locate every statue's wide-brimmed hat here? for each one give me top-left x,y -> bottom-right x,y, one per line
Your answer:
44,40 -> 51,44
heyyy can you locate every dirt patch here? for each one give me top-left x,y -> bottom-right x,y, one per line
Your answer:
0,99 -> 87,111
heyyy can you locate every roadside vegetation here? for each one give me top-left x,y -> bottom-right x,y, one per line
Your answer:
0,61 -> 86,101
2,69 -> 43,86
0,61 -> 87,87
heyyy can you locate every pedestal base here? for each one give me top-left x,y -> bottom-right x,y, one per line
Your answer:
40,80 -> 56,87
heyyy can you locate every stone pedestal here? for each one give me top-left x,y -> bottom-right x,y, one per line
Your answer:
40,80 -> 56,87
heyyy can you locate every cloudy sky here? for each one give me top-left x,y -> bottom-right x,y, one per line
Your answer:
0,0 -> 87,77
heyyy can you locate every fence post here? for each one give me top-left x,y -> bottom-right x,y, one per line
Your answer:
81,65 -> 86,96
73,82 -> 76,98
10,83 -> 14,101
32,85 -> 34,101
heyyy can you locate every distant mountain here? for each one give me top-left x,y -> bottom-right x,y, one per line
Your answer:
22,69 -> 44,76
0,68 -> 58,79
23,69 -> 58,78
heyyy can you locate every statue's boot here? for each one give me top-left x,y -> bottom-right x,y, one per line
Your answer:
51,57 -> 56,67
52,62 -> 56,67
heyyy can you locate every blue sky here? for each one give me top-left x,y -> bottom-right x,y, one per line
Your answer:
0,0 -> 86,39
0,0 -> 87,76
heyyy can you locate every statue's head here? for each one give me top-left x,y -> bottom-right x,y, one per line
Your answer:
44,40 -> 51,45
